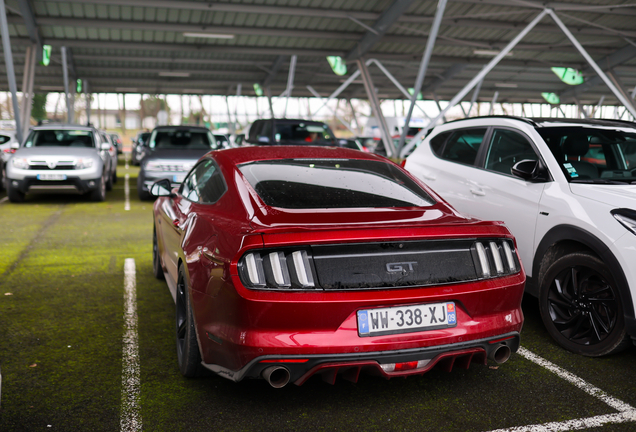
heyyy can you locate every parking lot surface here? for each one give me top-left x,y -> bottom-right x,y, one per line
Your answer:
0,158 -> 635,431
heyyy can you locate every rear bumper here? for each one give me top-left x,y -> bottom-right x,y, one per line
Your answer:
9,175 -> 101,194
203,332 -> 520,385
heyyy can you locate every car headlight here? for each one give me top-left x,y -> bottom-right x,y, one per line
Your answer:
11,158 -> 29,169
144,161 -> 163,172
611,209 -> 636,235
75,158 -> 94,169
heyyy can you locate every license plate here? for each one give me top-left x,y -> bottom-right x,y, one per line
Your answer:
173,174 -> 185,183
357,302 -> 456,337
37,174 -> 67,181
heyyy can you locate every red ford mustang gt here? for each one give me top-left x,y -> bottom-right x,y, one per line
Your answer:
150,146 -> 525,387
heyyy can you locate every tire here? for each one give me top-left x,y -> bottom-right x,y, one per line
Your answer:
7,180 -> 25,203
113,168 -> 118,184
153,227 -> 165,280
175,265 -> 203,377
89,173 -> 106,202
137,175 -> 152,201
539,252 -> 630,356
105,167 -> 113,191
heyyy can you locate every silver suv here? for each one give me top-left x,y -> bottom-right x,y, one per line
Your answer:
5,125 -> 116,202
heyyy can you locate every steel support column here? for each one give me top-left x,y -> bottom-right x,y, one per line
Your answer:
20,44 -> 36,135
0,0 -> 23,142
283,55 -> 297,117
357,59 -> 394,157
400,9 -> 549,157
467,79 -> 483,118
489,91 -> 499,115
61,46 -> 72,123
606,70 -> 636,113
546,9 -> 636,119
85,81 -> 91,126
397,0 -> 448,154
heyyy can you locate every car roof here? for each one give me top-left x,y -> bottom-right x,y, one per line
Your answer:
152,125 -> 209,131
30,124 -> 96,131
443,115 -> 636,130
254,118 -> 328,125
213,146 -> 389,166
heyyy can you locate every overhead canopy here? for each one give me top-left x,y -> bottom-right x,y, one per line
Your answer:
1,0 -> 635,105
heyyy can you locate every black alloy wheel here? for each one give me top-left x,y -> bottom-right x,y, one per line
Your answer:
175,265 -> 203,377
539,252 -> 630,356
152,228 -> 164,280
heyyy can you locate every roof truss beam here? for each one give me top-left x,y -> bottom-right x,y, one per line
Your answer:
345,0 -> 416,61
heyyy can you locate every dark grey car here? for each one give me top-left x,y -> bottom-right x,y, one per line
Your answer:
137,126 -> 220,200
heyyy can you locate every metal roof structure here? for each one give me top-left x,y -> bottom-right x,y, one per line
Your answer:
0,0 -> 634,104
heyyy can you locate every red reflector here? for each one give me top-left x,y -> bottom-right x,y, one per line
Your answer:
400,159 -> 407,168
260,359 -> 309,364
394,361 -> 419,371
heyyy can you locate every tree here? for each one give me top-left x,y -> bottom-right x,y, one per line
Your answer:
31,93 -> 48,122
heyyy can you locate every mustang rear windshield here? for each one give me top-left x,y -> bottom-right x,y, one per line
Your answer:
239,159 -> 435,209
536,126 -> 636,183
24,129 -> 95,148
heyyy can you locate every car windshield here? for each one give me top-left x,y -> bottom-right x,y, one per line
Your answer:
274,122 -> 335,145
138,132 -> 151,144
24,129 -> 95,148
149,128 -> 217,150
537,126 -> 636,183
239,158 -> 435,209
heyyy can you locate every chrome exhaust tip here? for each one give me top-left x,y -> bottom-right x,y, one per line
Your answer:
489,344 -> 512,364
262,366 -> 291,388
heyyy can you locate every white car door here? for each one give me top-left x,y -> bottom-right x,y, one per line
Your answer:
465,128 -> 549,273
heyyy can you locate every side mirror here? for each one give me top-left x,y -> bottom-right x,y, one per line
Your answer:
257,136 -> 270,143
150,179 -> 174,197
10,142 -> 19,150
100,142 -> 111,151
511,159 -> 549,182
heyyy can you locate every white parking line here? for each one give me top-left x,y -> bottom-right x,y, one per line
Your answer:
124,174 -> 130,211
120,258 -> 142,432
0,196 -> 8,204
486,347 -> 636,432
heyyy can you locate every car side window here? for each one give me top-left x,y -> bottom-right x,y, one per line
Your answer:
440,128 -> 487,165
485,129 -> 539,175
181,159 -> 226,204
430,131 -> 452,157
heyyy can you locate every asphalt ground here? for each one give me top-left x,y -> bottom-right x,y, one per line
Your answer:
0,156 -> 635,432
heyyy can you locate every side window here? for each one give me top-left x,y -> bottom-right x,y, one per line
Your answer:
485,129 -> 539,175
429,131 -> 452,157
181,160 -> 226,204
440,128 -> 487,166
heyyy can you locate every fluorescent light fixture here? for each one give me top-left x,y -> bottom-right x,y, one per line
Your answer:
541,92 -> 560,104
158,71 -> 191,77
551,67 -> 584,85
183,32 -> 235,39
495,83 -> 518,88
474,50 -> 513,57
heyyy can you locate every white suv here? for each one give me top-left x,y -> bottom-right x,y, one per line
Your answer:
405,116 -> 636,356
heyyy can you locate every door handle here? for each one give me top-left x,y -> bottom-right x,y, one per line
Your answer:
469,187 -> 486,196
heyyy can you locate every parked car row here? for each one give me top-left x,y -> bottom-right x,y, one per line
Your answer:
5,115 -> 635,387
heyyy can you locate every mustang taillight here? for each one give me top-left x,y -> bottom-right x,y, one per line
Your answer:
239,249 -> 315,290
472,239 -> 519,279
